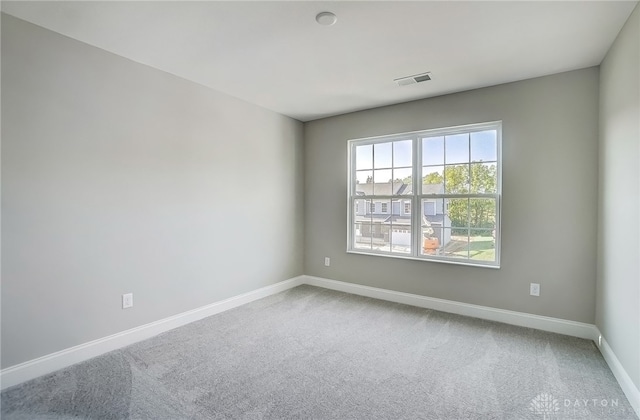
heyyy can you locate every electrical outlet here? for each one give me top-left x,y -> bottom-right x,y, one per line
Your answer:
529,283 -> 540,297
324,257 -> 331,267
122,293 -> 133,309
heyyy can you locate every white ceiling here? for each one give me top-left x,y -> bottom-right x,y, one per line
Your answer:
2,1 -> 637,122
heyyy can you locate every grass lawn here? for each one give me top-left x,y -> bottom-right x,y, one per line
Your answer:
445,235 -> 495,261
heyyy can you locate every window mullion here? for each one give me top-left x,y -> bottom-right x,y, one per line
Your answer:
391,140 -> 395,184
414,134 -> 421,257
467,198 -> 471,259
467,132 -> 472,259
349,145 -> 354,250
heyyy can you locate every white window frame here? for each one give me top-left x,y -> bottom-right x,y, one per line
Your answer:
381,202 -> 388,213
347,121 -> 502,268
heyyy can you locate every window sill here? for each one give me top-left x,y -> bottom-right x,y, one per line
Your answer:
346,249 -> 500,269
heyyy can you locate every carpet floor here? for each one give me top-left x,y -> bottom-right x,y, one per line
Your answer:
1,285 -> 637,419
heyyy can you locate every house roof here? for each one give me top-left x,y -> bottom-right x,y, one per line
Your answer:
356,181 -> 443,196
403,183 -> 444,195
356,181 -> 407,196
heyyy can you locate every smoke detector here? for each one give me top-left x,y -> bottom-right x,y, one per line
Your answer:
394,72 -> 432,86
316,12 -> 337,26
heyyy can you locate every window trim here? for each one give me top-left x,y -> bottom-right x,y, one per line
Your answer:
347,121 -> 502,268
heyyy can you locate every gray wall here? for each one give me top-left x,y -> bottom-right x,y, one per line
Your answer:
305,68 -> 599,324
597,4 -> 640,390
1,14 -> 304,369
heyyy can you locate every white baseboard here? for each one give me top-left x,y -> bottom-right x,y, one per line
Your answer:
0,276 -> 304,390
596,332 -> 640,417
303,276 -> 599,340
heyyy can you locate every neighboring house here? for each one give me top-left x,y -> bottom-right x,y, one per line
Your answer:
354,181 -> 451,250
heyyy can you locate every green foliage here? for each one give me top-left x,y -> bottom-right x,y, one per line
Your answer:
423,172 -> 442,185
470,163 -> 497,194
422,164 -> 497,232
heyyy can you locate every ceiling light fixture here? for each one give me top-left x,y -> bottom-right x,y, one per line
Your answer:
316,12 -> 337,26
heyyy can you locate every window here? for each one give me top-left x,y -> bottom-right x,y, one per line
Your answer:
424,201 -> 436,216
369,201 -> 376,213
348,121 -> 501,267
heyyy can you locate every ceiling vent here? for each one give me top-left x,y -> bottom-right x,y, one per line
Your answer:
394,72 -> 432,86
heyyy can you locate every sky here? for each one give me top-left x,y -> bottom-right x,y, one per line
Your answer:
355,130 -> 497,184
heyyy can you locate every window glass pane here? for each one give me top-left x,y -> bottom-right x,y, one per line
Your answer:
354,222 -> 372,250
444,164 -> 469,194
469,229 -> 496,261
393,140 -> 412,167
447,198 -> 469,232
356,144 -> 373,170
393,167 -> 412,186
469,198 -> 496,230
422,198 -> 443,217
390,198 -> 411,253
353,199 -> 366,217
421,198 -> 445,256
356,170 -> 373,193
373,169 -> 393,191
370,222 -> 390,252
374,142 -> 392,168
354,195 -> 372,252
355,200 -> 372,220
442,229 -> 470,259
372,199 -> 390,215
471,130 -> 497,162
445,133 -> 469,164
420,225 -> 443,255
390,220 -> 411,254
424,201 -> 436,216
392,200 -> 401,215
470,163 -> 497,194
422,136 -> 444,166
422,165 -> 443,188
